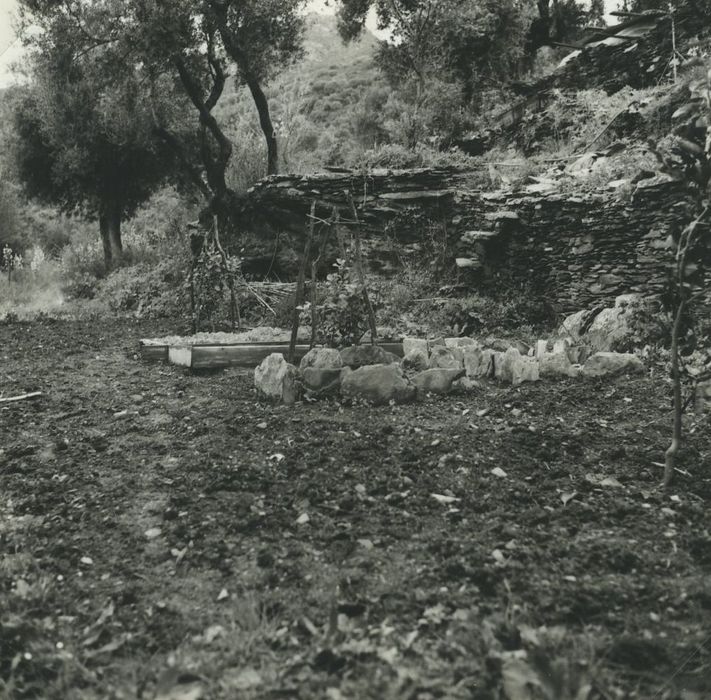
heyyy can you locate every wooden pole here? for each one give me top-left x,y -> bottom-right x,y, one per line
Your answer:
289,201 -> 316,363
212,215 -> 239,331
345,191 -> 377,346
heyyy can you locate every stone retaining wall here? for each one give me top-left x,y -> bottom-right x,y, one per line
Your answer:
239,169 -> 710,313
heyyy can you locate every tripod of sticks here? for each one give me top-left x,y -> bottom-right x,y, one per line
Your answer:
287,193 -> 378,363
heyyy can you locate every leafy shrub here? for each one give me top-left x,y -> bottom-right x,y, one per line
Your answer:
302,258 -> 378,347
427,292 -> 556,338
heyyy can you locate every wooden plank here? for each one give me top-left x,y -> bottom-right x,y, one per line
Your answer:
157,341 -> 405,369
190,344 -> 312,369
139,344 -> 169,362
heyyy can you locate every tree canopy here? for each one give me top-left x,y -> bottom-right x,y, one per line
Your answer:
15,0 -> 308,265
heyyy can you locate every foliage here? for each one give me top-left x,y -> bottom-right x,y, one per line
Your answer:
652,59 -> 711,485
304,258 -> 375,347
13,0 -> 187,268
190,244 -> 242,331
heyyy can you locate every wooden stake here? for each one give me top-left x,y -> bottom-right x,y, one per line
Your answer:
345,192 -> 377,346
289,201 -> 316,363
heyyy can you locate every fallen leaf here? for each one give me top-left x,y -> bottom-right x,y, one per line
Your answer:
145,528 -> 162,539
431,493 -> 460,505
491,467 -> 508,478
256,422 -> 267,430
217,588 -> 229,602
14,579 -> 31,599
223,668 -> 262,691
268,453 -> 285,462
560,491 -> 577,506
203,625 -> 225,644
154,669 -> 204,700
80,556 -> 94,566
492,549 -> 506,564
600,477 -> 623,488
295,513 -> 310,525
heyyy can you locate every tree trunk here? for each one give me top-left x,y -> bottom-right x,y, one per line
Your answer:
246,76 -> 278,175
664,298 -> 686,488
99,200 -> 123,270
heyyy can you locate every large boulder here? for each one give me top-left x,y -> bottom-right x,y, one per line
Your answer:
302,367 -> 344,398
412,368 -> 465,395
299,347 -> 343,371
402,348 -> 429,372
402,337 -> 429,357
463,347 -> 495,379
255,353 -> 300,405
340,345 -> 399,369
428,345 -> 463,370
539,351 -> 580,378
581,352 -> 645,378
560,295 -> 653,352
341,364 -> 416,405
558,308 -> 601,341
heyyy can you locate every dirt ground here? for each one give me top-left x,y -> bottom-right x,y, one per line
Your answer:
1,317 -> 710,699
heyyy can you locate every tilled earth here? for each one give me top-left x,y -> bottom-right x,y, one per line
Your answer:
1,318 -> 710,699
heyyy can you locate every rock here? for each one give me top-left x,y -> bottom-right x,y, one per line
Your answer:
493,348 -> 539,386
695,380 -> 711,415
444,337 -> 478,349
553,338 -> 570,356
558,308 -> 600,340
428,345 -> 462,370
402,348 -> 429,372
402,337 -> 429,357
535,339 -> 549,358
484,337 -> 511,352
341,364 -> 416,405
340,345 -> 399,369
452,376 -> 479,392
483,337 -> 530,355
254,354 -> 300,405
539,351 -> 580,378
567,345 -> 592,365
463,347 -> 494,378
412,368 -> 465,395
581,295 -> 652,352
299,347 -> 343,371
302,368 -> 343,397
581,352 -> 645,378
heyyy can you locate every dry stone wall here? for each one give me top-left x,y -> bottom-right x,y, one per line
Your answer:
239,168 -> 709,313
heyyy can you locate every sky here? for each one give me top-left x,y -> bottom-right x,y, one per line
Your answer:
0,0 -> 625,89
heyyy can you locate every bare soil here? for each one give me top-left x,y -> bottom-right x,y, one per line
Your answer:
1,318 -> 710,699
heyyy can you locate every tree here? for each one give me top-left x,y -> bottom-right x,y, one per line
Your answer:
18,0 -> 306,237
207,0 -> 305,176
661,63 -> 711,487
335,0 -> 538,144
14,1 -> 184,268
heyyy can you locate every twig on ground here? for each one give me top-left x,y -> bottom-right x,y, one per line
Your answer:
0,391 -> 43,403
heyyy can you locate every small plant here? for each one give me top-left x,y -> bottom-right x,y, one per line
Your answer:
309,258 -> 376,347
1,245 -> 23,282
190,244 -> 242,332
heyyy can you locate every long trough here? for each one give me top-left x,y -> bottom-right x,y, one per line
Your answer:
139,340 -> 404,370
